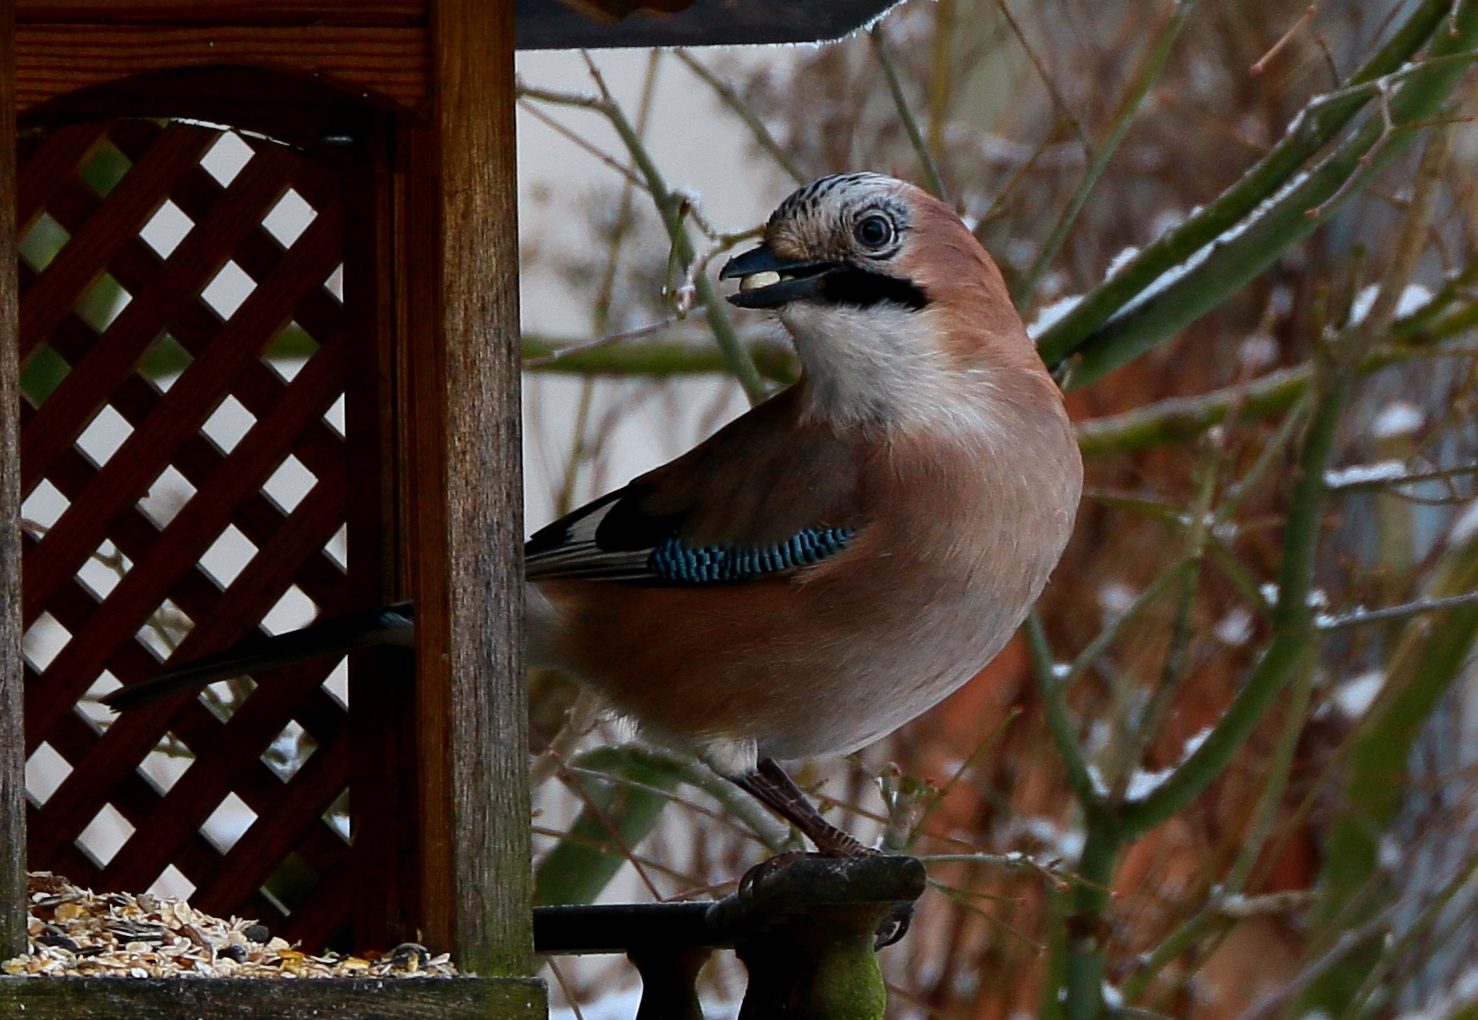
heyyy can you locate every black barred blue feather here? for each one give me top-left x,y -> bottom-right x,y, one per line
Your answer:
648,527 -> 856,584
524,479 -> 857,586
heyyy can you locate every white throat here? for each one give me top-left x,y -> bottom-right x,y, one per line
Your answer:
779,303 -> 995,436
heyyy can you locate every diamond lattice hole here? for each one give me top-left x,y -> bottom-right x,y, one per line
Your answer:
200,131 -> 254,186
77,273 -> 131,332
22,612 -> 70,672
202,674 -> 257,722
136,599 -> 192,662
324,264 -> 344,302
77,539 -> 132,599
324,393 -> 346,437
262,189 -> 316,248
262,586 -> 316,636
139,199 -> 194,259
26,742 -> 71,806
198,524 -> 258,588
262,455 -> 316,514
139,333 -> 192,392
138,465 -> 196,528
20,344 -> 71,406
262,322 -> 319,382
76,404 -> 133,467
22,478 -> 70,532
261,852 -> 318,915
148,865 -> 196,901
323,788 -> 351,843
201,394 -> 256,454
80,140 -> 132,197
322,657 -> 348,709
323,524 -> 347,571
77,803 -> 134,866
77,671 -> 122,731
201,792 -> 257,853
138,732 -> 194,793
263,720 -> 318,782
19,211 -> 70,272
200,260 -> 255,320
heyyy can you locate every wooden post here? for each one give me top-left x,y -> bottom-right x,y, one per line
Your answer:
0,0 -> 27,963
407,0 -> 532,976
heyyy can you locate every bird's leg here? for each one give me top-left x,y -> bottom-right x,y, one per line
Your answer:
729,758 -> 870,857
729,759 -> 915,949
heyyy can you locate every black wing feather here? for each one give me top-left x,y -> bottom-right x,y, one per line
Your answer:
524,486 -> 683,583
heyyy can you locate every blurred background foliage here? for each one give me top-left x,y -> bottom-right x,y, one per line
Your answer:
513,0 -> 1478,1017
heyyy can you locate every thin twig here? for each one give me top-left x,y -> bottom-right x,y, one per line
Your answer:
1251,4 -> 1321,75
1228,908 -> 1396,1020
1326,461 -> 1478,492
522,315 -> 695,367
995,0 -> 1088,149
515,98 -> 648,192
673,50 -> 807,185
1024,613 -> 1099,808
1317,589 -> 1478,630
869,24 -> 949,201
1033,0 -> 1470,370
581,55 -> 768,403
1016,0 -> 1198,304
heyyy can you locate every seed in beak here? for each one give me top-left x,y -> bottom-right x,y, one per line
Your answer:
738,270 -> 782,293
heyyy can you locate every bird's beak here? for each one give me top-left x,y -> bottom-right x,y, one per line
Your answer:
720,244 -> 841,309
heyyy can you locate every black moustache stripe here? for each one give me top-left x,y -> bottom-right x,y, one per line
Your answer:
819,268 -> 928,311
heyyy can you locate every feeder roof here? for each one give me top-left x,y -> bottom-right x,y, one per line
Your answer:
520,0 -> 895,49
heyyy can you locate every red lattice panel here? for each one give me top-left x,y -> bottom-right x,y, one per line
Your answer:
17,118 -> 372,949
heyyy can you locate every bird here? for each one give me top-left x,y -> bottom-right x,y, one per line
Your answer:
106,172 -> 1081,877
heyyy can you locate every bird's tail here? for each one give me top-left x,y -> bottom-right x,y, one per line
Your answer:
102,601 -> 415,711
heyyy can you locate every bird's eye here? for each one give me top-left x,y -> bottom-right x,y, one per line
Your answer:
854,214 -> 894,249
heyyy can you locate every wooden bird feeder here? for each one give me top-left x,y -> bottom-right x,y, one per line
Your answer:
0,0 -> 894,1015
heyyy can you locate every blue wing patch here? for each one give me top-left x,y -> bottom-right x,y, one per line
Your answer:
648,526 -> 856,584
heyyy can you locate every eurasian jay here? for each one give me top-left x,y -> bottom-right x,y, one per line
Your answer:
107,173 -> 1082,867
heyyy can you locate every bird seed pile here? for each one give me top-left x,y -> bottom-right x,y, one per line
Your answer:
3,872 -> 456,979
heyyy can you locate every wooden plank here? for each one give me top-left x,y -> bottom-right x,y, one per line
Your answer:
16,26 -> 428,112
0,976 -> 546,1020
190,732 -> 348,914
275,846 -> 355,949
424,0 -> 531,977
0,0 -> 28,962
342,123 -> 419,952
17,0 -> 426,25
15,121 -> 106,230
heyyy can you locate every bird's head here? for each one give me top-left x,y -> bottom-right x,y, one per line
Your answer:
721,173 -> 1052,433
722,172 -> 931,313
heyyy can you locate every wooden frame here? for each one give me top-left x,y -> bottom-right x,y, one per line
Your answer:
2,0 -> 28,965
